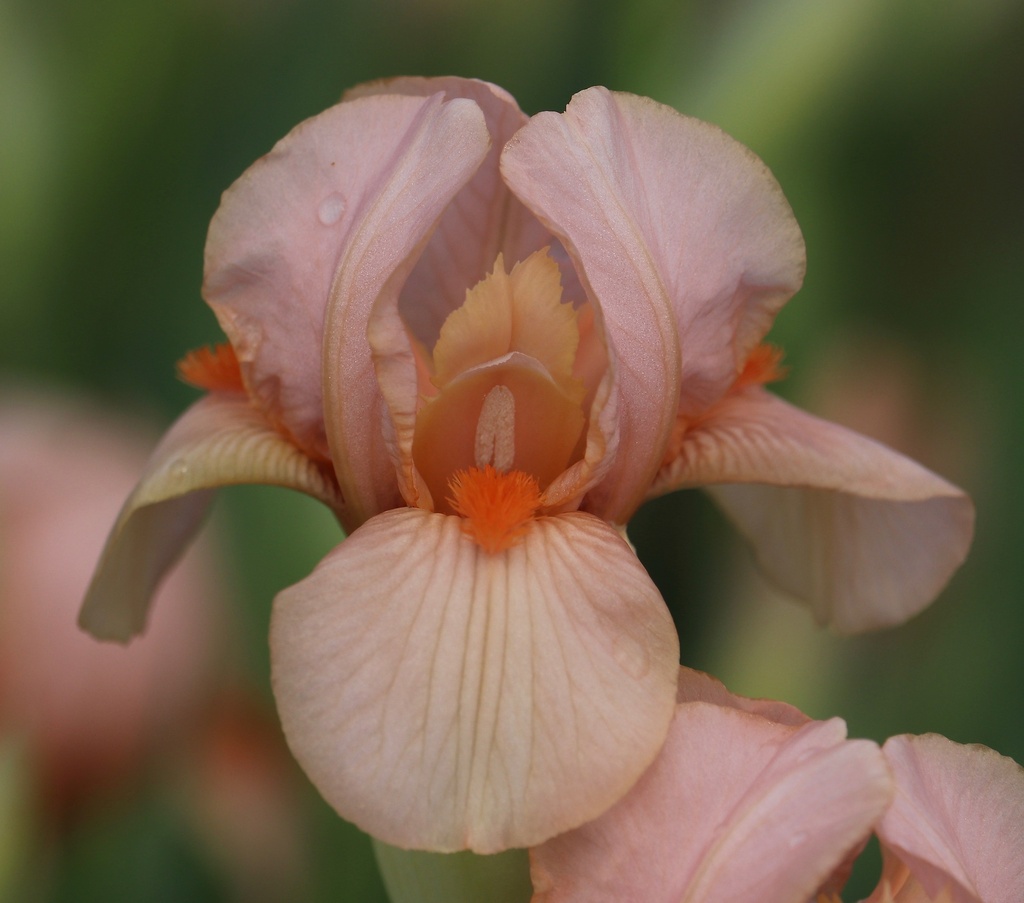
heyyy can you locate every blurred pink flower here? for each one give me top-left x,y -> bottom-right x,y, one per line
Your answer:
80,78 -> 972,851
184,691 -> 311,903
531,671 -> 1024,903
0,393 -> 220,815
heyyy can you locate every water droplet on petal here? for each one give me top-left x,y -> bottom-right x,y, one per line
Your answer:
795,746 -> 818,764
317,192 -> 346,226
788,831 -> 808,849
169,459 -> 189,479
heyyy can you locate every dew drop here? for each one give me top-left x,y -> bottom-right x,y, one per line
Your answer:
169,459 -> 189,479
317,192 -> 346,226
787,831 -> 808,849
795,746 -> 818,764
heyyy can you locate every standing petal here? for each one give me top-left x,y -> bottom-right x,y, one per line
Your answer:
658,387 -> 973,632
345,77 -> 551,347
270,508 -> 679,853
203,92 -> 489,527
501,90 -> 678,523
874,734 -> 1024,903
79,394 -> 342,642
531,701 -> 892,903
502,87 -> 804,522
320,96 -> 491,527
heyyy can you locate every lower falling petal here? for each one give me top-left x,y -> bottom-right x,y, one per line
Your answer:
269,507 -> 679,852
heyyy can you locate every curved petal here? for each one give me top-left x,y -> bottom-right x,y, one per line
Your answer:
659,388 -> 973,632
875,734 -> 1024,903
345,77 -> 551,348
320,95 -> 491,528
79,394 -> 342,642
502,88 -> 805,521
676,666 -> 810,727
531,702 -> 892,903
270,508 -> 679,853
501,89 -> 681,523
203,91 -> 489,523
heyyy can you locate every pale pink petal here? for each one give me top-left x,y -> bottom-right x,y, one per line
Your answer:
203,93 -> 489,527
875,733 -> 1024,903
319,96 -> 491,527
661,388 -> 973,632
531,702 -> 892,903
79,394 -> 342,642
345,76 -> 551,347
270,508 -> 679,852
676,667 -> 874,899
675,666 -> 810,726
502,88 -> 804,522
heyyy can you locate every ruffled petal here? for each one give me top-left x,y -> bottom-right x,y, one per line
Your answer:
659,387 -> 973,632
531,701 -> 892,903
875,734 -> 1024,903
502,88 -> 804,521
269,508 -> 679,852
346,77 -> 552,348
79,395 -> 342,642
203,91 -> 489,526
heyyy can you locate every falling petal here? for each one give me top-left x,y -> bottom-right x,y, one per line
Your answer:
80,395 -> 342,641
658,387 -> 973,632
270,508 -> 678,852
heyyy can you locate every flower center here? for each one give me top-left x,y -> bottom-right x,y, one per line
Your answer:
448,465 -> 542,553
410,249 -> 591,547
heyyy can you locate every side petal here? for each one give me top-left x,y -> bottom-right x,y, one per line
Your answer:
345,76 -> 551,348
79,395 -> 342,642
659,388 -> 973,632
269,508 -> 679,853
876,734 -> 1024,903
203,92 -> 489,524
531,703 -> 893,903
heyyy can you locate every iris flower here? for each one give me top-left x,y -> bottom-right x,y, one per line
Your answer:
80,78 -> 973,852
531,670 -> 1024,903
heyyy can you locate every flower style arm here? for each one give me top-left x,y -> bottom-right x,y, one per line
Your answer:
79,394 -> 343,642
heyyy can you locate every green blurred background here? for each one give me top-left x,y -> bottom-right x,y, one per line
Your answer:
2,0 -> 1022,899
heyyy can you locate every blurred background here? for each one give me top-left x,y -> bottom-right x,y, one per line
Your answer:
1,0 -> 1021,899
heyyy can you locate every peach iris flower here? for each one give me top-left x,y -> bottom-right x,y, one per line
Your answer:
81,78 -> 973,852
532,671 -> 1024,903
